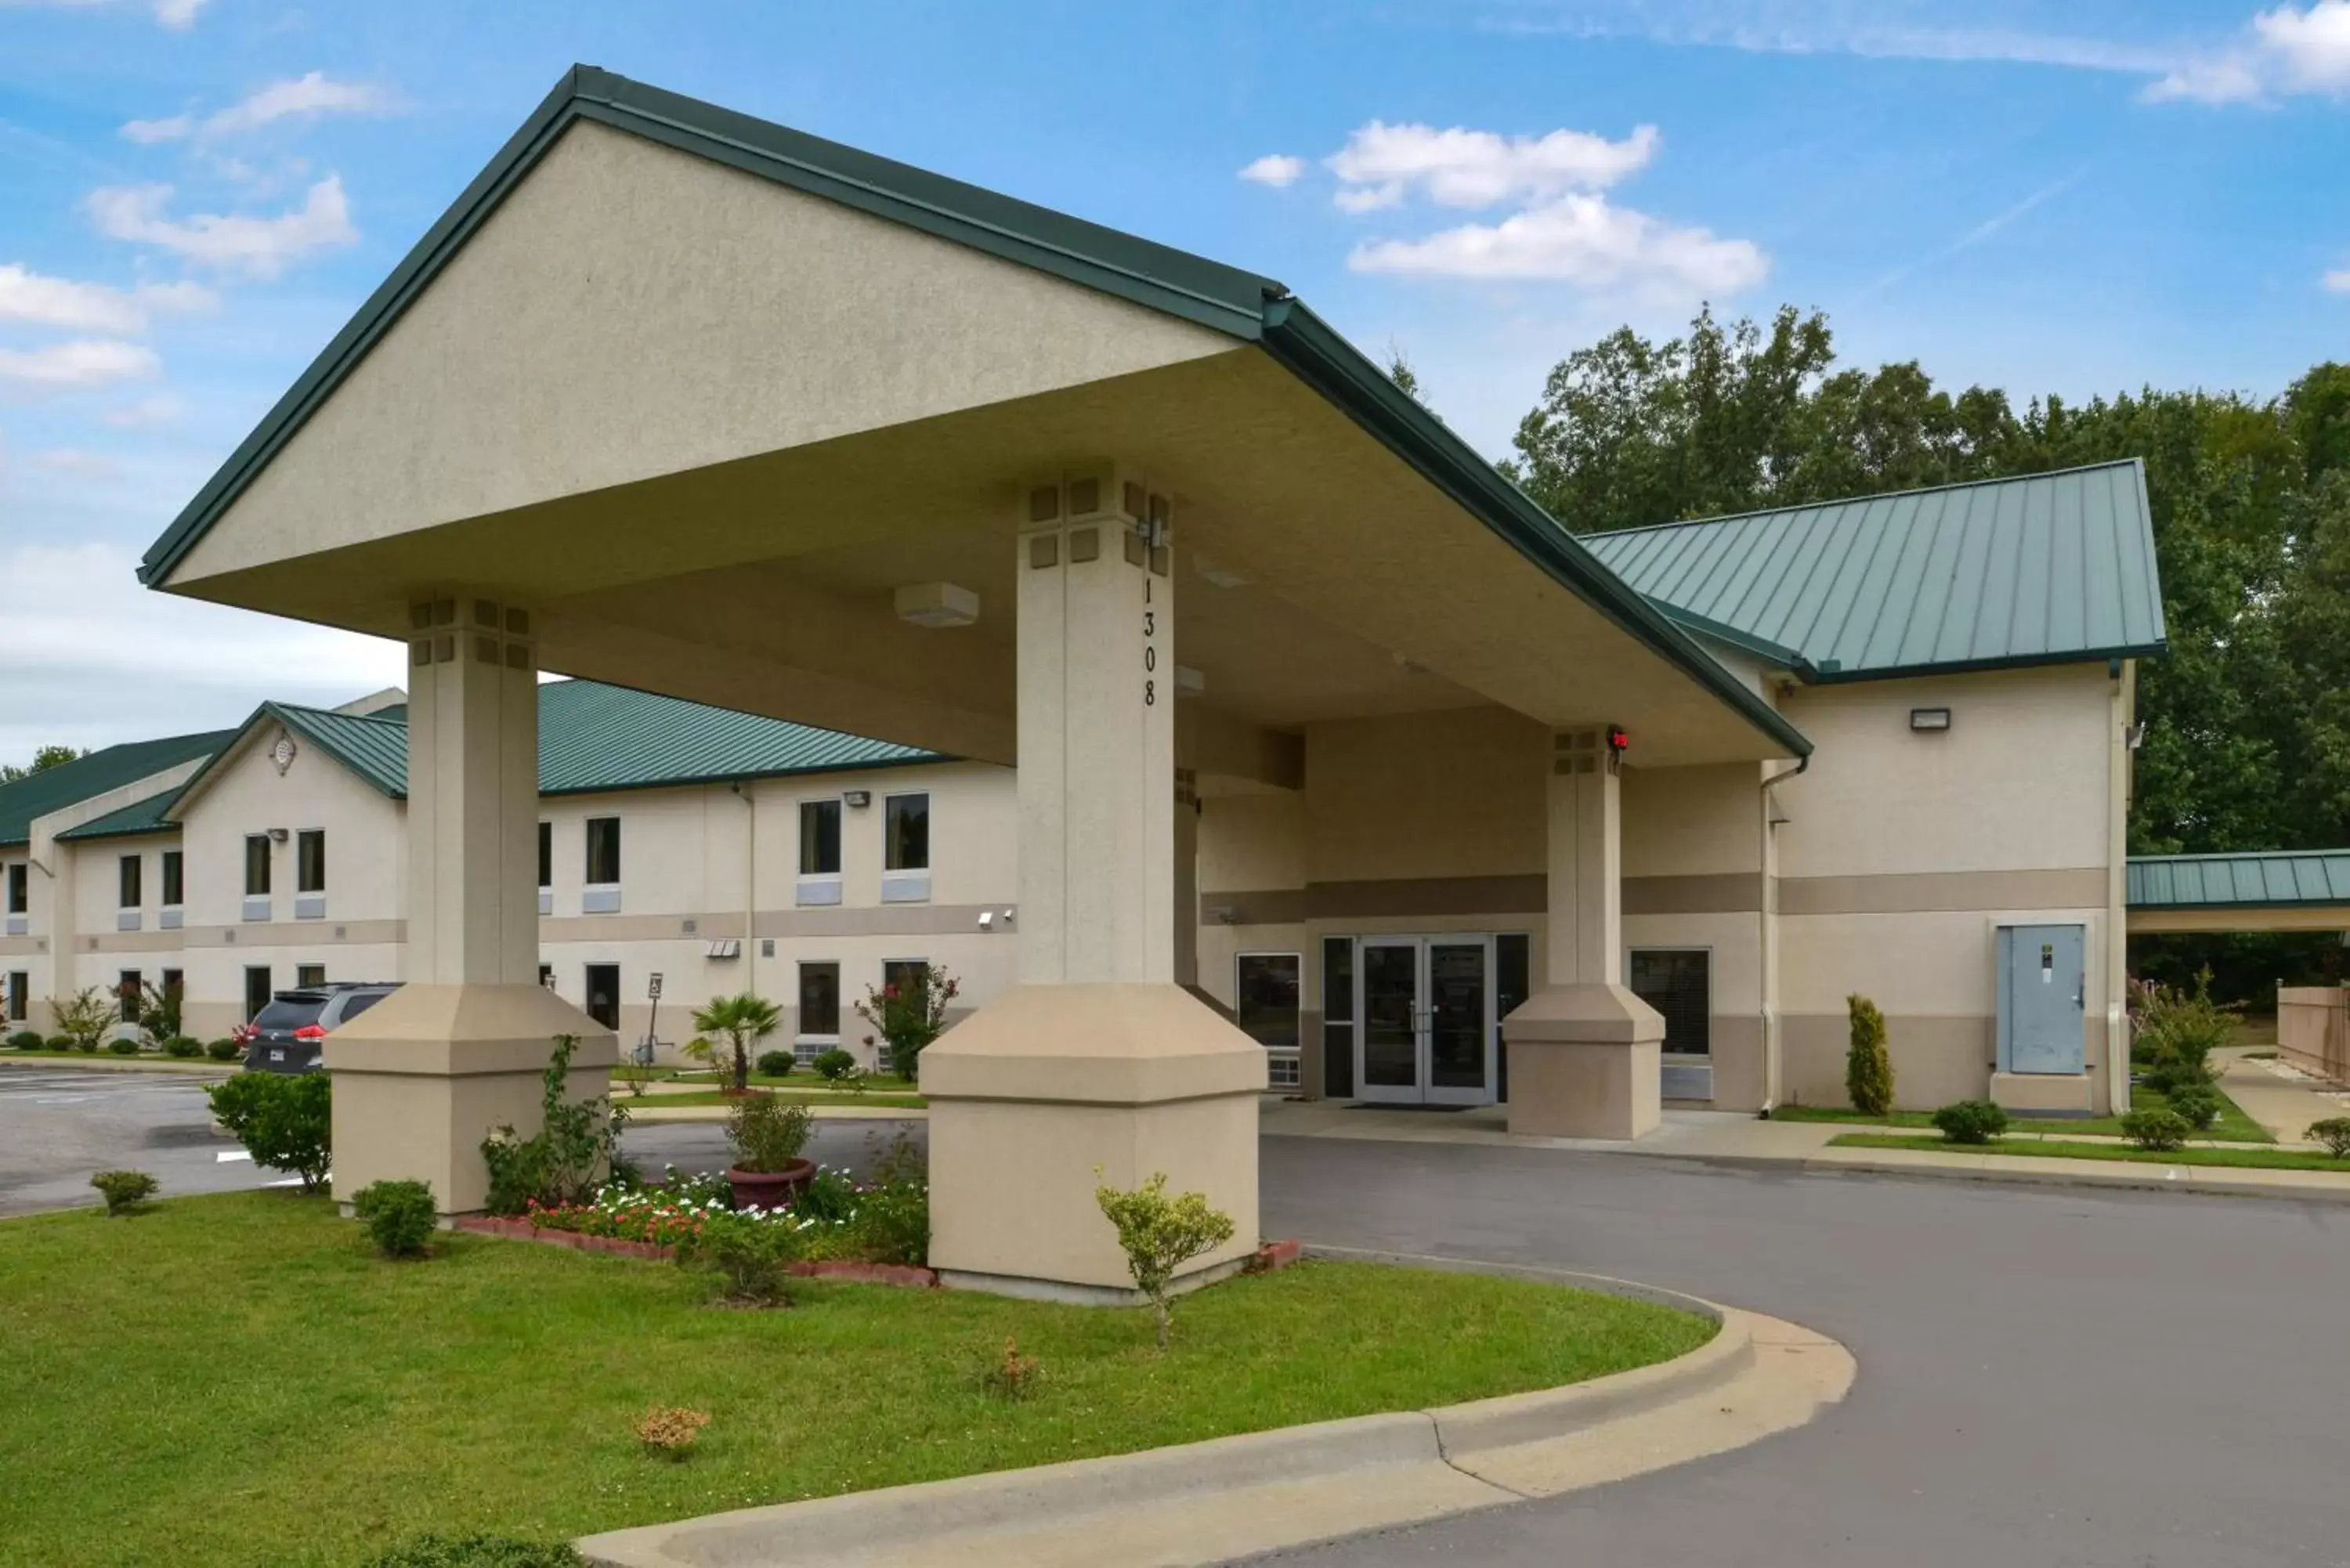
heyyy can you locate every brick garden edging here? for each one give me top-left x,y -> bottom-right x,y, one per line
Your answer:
453,1215 -> 1304,1290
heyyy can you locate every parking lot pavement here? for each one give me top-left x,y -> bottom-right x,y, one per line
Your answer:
0,1065 -> 273,1217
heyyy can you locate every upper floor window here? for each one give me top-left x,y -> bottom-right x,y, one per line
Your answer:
118,854 -> 141,909
585,817 -> 621,885
244,834 -> 272,897
161,851 -> 183,907
884,793 -> 929,872
5,863 -> 26,915
799,800 -> 841,876
537,822 -> 552,890
296,830 -> 326,894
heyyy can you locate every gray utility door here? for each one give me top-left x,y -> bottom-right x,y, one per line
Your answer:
1998,923 -> 2086,1075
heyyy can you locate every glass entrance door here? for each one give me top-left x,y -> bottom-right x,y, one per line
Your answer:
1352,936 -> 1493,1105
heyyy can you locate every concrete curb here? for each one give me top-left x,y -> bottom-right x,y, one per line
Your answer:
1806,1147 -> 2350,1202
0,1055 -> 236,1076
624,1104 -> 927,1124
577,1265 -> 1848,1568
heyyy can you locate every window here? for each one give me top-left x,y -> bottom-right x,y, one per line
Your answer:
584,963 -> 621,1031
118,854 -> 141,909
585,818 -> 621,883
8,862 -> 28,913
883,793 -> 929,871
6,971 -> 27,1023
297,830 -> 326,894
1237,953 -> 1302,1089
296,963 -> 327,988
118,970 -> 142,1027
797,961 -> 841,1054
537,963 -> 555,989
161,969 -> 183,1006
883,958 -> 930,999
244,834 -> 271,897
1495,933 -> 1531,1104
799,800 -> 841,875
1321,937 -> 1354,1099
243,966 -> 273,1023
537,822 -> 552,890
1628,948 -> 1710,1056
161,851 -> 183,907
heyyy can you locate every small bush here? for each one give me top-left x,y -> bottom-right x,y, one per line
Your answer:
49,986 -> 116,1053
106,1036 -> 139,1056
352,1179 -> 438,1258
75,1037 -> 99,1053
2165,1082 -> 2222,1133
8,1029 -> 42,1051
682,1209 -> 803,1303
45,1035 -> 73,1051
2129,972 -> 2236,1090
479,1035 -> 626,1214
207,1071 -> 332,1190
978,1337 -> 1040,1400
1845,994 -> 1893,1118
1094,1171 -> 1236,1349
2120,1107 -> 2191,1153
205,1037 -> 240,1060
89,1169 -> 157,1216
2308,1118 -> 2350,1159
162,1035 -> 202,1058
1931,1100 -> 2009,1145
811,1047 -> 857,1082
790,1165 -> 859,1224
755,1048 -> 795,1078
634,1405 -> 711,1460
362,1534 -> 584,1568
725,1093 -> 812,1176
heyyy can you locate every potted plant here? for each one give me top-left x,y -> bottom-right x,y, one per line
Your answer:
724,1092 -> 815,1210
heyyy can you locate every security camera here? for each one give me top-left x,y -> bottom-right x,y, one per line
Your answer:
978,911 -> 994,930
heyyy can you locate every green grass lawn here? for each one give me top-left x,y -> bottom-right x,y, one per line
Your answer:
666,1070 -> 920,1092
0,1193 -> 1709,1568
1771,1082 -> 2272,1143
641,1089 -> 928,1110
1828,1133 -> 2350,1172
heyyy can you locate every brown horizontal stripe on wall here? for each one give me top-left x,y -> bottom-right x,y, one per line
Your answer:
544,905 -> 1015,945
1777,868 -> 2107,917
179,920 -> 406,948
1622,873 -> 1766,916
1202,874 -> 1546,927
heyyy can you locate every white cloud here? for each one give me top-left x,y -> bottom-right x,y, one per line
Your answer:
0,339 -> 159,388
1238,154 -> 1306,188
1327,121 -> 1658,212
2326,267 -> 2350,293
31,446 -> 122,479
2148,1 -> 2350,103
119,72 -> 394,143
100,392 -> 184,428
0,540 -> 407,759
1349,191 -> 1767,294
152,0 -> 207,27
0,263 -> 215,333
87,175 -> 356,278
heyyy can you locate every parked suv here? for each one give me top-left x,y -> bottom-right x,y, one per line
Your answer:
237,982 -> 399,1073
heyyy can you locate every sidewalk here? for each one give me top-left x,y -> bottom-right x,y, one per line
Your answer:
2213,1048 -> 2350,1145
1257,1097 -> 2350,1202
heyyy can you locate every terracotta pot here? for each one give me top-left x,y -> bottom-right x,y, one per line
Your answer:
725,1158 -> 815,1212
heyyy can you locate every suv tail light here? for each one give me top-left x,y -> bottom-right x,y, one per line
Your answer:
292,1024 -> 327,1042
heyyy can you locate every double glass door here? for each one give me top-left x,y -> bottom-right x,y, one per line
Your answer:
1357,936 -> 1492,1105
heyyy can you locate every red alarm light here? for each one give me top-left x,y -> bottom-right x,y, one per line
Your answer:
1606,725 -> 1629,753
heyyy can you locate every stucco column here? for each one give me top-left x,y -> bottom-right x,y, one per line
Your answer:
322,594 -> 612,1213
924,468 -> 1264,1302
1502,728 -> 1664,1138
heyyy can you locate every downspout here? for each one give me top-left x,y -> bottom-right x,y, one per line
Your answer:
732,782 -> 757,1005
1757,753 -> 1808,1114
2106,659 -> 2135,1116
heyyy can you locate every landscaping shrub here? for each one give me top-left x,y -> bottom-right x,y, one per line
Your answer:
352,1179 -> 439,1258
634,1406 -> 710,1459
75,1037 -> 99,1053
133,980 -> 184,1053
978,1337 -> 1040,1400
163,1035 -> 202,1058
106,1036 -> 139,1055
2120,1107 -> 2192,1152
480,1035 -> 628,1214
851,1134 -> 930,1264
856,962 -> 960,1080
685,992 -> 782,1095
2131,972 -> 2235,1092
363,1534 -> 584,1568
1844,994 -> 1893,1118
755,1048 -> 794,1078
681,1208 -> 804,1303
1094,1171 -> 1236,1349
89,1169 -> 157,1216
49,986 -> 115,1054
2308,1118 -> 2350,1159
725,1092 -> 812,1177
45,1035 -> 73,1051
1931,1100 -> 2009,1145
206,1070 -> 333,1190
204,1037 -> 240,1060
9,1029 -> 42,1051
790,1164 -> 859,1224
812,1047 -> 858,1082
2166,1082 -> 2222,1133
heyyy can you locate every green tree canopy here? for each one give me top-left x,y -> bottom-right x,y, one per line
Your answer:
0,745 -> 85,784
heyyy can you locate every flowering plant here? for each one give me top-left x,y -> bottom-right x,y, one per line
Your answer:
855,964 -> 960,1080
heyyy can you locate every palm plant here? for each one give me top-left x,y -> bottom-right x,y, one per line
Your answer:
687,992 -> 782,1094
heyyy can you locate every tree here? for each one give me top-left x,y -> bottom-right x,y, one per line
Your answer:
687,992 -> 782,1094
0,745 -> 84,784
1094,1171 -> 1236,1349
1845,995 -> 1893,1118
855,963 -> 959,1080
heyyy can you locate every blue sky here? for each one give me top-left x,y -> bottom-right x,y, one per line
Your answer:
2,0 -> 2347,759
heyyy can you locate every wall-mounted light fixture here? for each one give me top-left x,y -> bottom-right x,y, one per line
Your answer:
893,581 -> 979,628
266,827 -> 290,843
843,789 -> 872,809
1909,707 -> 1952,732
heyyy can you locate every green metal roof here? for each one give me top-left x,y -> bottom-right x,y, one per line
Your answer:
54,788 -> 184,843
136,64 -> 1809,764
1581,461 -> 2167,683
0,729 -> 233,847
2128,851 -> 2350,910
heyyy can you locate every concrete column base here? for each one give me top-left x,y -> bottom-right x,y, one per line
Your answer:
1502,983 -> 1665,1140
322,983 -> 616,1213
922,984 -> 1266,1299
1989,1070 -> 2095,1116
